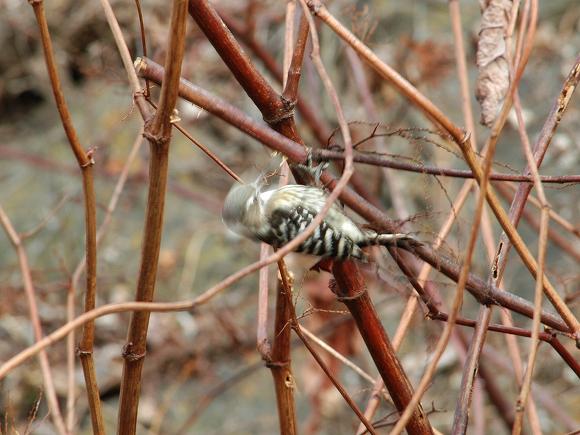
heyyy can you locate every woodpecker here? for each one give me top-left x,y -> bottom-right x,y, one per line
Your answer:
222,179 -> 416,261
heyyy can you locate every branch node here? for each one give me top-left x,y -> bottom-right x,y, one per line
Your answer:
265,360 -> 290,369
122,342 -> 147,362
76,348 -> 93,357
170,108 -> 182,124
460,130 -> 471,147
281,95 -> 297,111
335,288 -> 367,302
263,106 -> 296,125
284,373 -> 296,389
143,123 -> 170,148
134,56 -> 147,74
306,0 -> 321,15
81,147 -> 96,168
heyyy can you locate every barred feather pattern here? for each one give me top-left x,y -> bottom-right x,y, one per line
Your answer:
267,205 -> 366,260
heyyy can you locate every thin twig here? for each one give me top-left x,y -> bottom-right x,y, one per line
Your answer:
500,182 -> 580,238
311,148 -> 580,184
282,0 -> 296,90
133,0 -> 150,98
301,327 -> 381,386
282,12 -> 309,102
146,98 -> 243,183
0,206 -> 68,435
98,0 -> 151,118
511,2 -> 552,432
174,121 -> 243,183
345,47 -> 410,219
20,194 -> 71,240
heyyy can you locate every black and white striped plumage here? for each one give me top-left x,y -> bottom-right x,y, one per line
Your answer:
222,181 -> 412,261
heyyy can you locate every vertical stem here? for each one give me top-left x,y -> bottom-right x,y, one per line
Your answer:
29,0 -> 101,432
117,144 -> 170,434
117,1 -> 188,433
266,261 -> 298,435
77,165 -> 101,434
257,244 -> 272,358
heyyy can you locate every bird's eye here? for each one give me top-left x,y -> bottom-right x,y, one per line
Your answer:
246,195 -> 259,210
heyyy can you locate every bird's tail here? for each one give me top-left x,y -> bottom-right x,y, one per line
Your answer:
360,230 -> 422,248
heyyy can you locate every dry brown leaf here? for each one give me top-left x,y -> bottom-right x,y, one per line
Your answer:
475,0 -> 512,127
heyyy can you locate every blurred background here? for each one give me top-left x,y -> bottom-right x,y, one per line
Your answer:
0,0 -> 578,433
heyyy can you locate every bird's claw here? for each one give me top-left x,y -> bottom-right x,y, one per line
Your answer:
295,149 -> 329,185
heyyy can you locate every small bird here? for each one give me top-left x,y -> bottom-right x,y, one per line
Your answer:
222,178 -> 416,261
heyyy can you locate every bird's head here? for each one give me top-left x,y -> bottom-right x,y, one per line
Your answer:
222,178 -> 266,238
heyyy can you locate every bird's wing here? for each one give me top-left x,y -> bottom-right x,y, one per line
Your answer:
262,185 -> 366,242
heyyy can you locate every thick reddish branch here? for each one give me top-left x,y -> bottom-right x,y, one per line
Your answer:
332,261 -> 433,434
